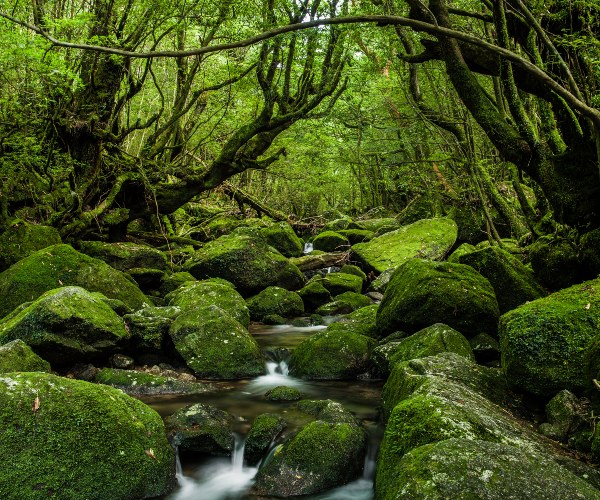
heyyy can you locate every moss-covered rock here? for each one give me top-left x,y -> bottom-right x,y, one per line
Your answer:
538,390 -> 583,442
0,372 -> 175,498
166,279 -> 249,327
0,244 -> 151,318
322,216 -> 362,232
351,218 -> 458,273
169,305 -> 264,379
459,246 -> 546,313
165,403 -> 235,455
252,400 -> 366,496
158,272 -> 196,296
327,304 -> 379,338
0,286 -> 129,367
317,272 -> 363,296
124,306 -> 180,353
500,277 -> 600,396
371,323 -> 474,376
0,339 -> 51,373
339,263 -> 367,283
244,413 -> 286,465
315,291 -> 372,316
581,228 -> 600,280
94,367 -> 210,396
126,267 -> 165,291
0,221 -> 62,271
297,281 -> 333,311
77,241 -> 168,271
336,229 -> 374,245
289,327 -> 375,379
357,217 -> 400,233
259,221 -> 303,257
376,438 -> 600,500
265,385 -> 303,401
469,332 -> 501,364
528,235 -> 582,290
446,242 -> 476,263
246,286 -> 304,321
377,259 -> 500,338
312,230 -> 350,252
202,214 -> 246,239
367,267 -> 395,293
182,234 -> 304,296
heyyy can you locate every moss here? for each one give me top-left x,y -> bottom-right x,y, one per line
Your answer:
376,258 -> 500,338
580,228 -> 600,279
94,368 -> 209,396
246,286 -> 304,321
0,286 -> 129,367
0,244 -> 151,318
183,234 -> 304,296
336,229 -> 374,245
459,246 -> 545,313
289,328 -> 375,380
169,305 -> 264,379
317,272 -> 363,295
297,281 -> 333,311
244,413 -> 286,465
124,306 -> 179,353
166,279 -> 249,327
0,221 -> 61,271
446,242 -> 476,263
351,218 -> 458,273
327,304 -> 379,338
339,264 -> 367,283
164,403 -> 234,455
158,272 -> 196,296
0,339 -> 51,373
77,241 -> 167,271
315,292 -> 372,315
259,221 -> 303,257
355,217 -> 399,233
312,231 -> 350,252
265,385 -> 303,401
322,216 -> 361,232
367,267 -> 395,293
500,277 -> 600,396
528,235 -> 582,290
0,372 -> 175,499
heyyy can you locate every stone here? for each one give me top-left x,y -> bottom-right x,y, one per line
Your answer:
126,268 -> 165,291
446,242 -> 476,263
336,229 -> 374,244
110,353 -> 134,369
77,240 -> 168,271
158,271 -> 196,296
339,263 -> 367,283
469,332 -> 501,364
244,413 -> 286,465
538,390 -> 583,442
94,368 -> 210,396
528,235 -> 582,290
312,231 -> 350,252
0,221 -> 61,271
0,339 -> 50,373
264,385 -> 303,401
317,272 -> 363,295
326,304 -> 379,338
297,281 -> 333,311
367,267 -> 395,293
315,291 -> 371,316
259,221 -> 303,257
246,286 -> 304,321
123,306 -> 180,353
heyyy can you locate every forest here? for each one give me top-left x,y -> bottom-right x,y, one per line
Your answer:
1,0 -> 600,498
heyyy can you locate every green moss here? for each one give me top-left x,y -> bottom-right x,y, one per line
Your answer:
259,221 -> 303,257
376,258 -> 500,338
336,229 -> 374,245
500,277 -> 600,396
322,216 -> 361,231
265,385 -> 303,401
327,304 -> 379,338
351,218 -> 458,273
77,241 -> 168,271
528,236 -> 581,290
312,231 -> 350,252
124,306 -> 179,353
315,292 -> 372,315
581,228 -> 600,279
339,264 -> 367,282
169,305 -> 264,379
94,368 -> 209,396
0,244 -> 151,318
355,217 -> 399,233
246,286 -> 304,321
244,413 -> 286,465
158,272 -> 196,296
317,272 -> 363,295
446,242 -> 476,263
297,281 -> 333,311
0,339 -> 50,373
0,221 -> 61,271
0,372 -> 175,499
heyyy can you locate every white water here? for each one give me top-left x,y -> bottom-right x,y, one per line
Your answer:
244,360 -> 306,394
169,437 -> 258,500
303,242 -> 314,253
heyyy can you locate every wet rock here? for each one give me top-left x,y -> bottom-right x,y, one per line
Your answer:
94,368 -> 210,396
124,306 -> 180,353
315,291 -> 372,316
315,272 -> 363,295
259,221 -> 303,257
265,385 -> 303,401
246,286 -> 304,322
297,281 -> 333,311
327,304 -> 379,338
110,353 -> 134,369
77,240 -> 168,271
539,390 -> 584,442
244,413 -> 286,465
0,339 -> 50,373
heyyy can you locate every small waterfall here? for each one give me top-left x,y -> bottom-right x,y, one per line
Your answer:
266,360 -> 289,377
231,434 -> 245,471
245,360 -> 305,394
303,242 -> 314,254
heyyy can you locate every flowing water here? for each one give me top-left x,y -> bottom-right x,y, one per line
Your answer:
146,321 -> 383,499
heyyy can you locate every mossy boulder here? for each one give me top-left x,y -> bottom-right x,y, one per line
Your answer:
94,368 -> 209,396
327,304 -> 379,338
339,264 -> 367,283
336,229 -> 374,245
317,272 -> 363,296
371,323 -> 474,376
538,390 -> 584,442
376,259 -> 500,338
182,234 -> 304,296
367,267 -> 395,293
246,286 -> 304,321
126,268 -> 165,291
312,231 -> 350,252
297,281 -> 333,311
500,277 -> 600,396
322,217 -> 362,231
315,291 -> 372,315
0,221 -> 62,271
459,246 -> 546,313
252,400 -> 366,496
0,372 -> 175,499
259,221 -> 303,257
124,306 -> 180,353
265,385 -> 303,401
164,403 -> 235,455
351,218 -> 458,273
169,305 -> 264,379
528,236 -> 582,290
358,217 -> 400,233
166,279 -> 249,327
77,241 -> 168,271
244,413 -> 286,465
158,271 -> 196,296
446,242 -> 476,263
289,327 -> 375,379
0,244 -> 151,318
0,339 -> 51,373
469,332 -> 501,364
376,438 -> 600,500
0,286 -> 129,367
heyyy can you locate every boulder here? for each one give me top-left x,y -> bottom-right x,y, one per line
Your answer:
312,231 -> 350,252
501,277 -> 600,396
0,339 -> 50,373
0,244 -> 151,318
126,268 -> 165,292
158,271 -> 196,296
183,234 -> 304,296
166,280 -> 250,327
124,306 -> 181,353
469,332 -> 501,364
351,218 -> 457,273
0,287 -> 129,367
327,304 -> 379,339
246,286 -> 304,321
315,291 -> 371,315
165,403 -> 235,455
528,236 -> 582,290
317,272 -> 363,295
336,229 -> 374,244
367,267 -> 395,293
244,413 -> 286,465
264,385 -> 303,401
376,439 -> 600,500
259,221 -> 303,257
538,390 -> 585,443
322,217 -> 362,231
0,372 -> 175,498
446,242 -> 476,263
357,217 -> 400,233
297,281 -> 333,311
94,368 -> 210,396
252,400 -> 366,496
289,327 -> 375,380
77,241 -> 168,271
0,221 -> 61,271
339,264 -> 367,283
459,246 -> 546,313
376,259 -> 500,338
169,305 -> 264,379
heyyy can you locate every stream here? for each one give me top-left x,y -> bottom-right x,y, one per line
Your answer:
144,322 -> 383,499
